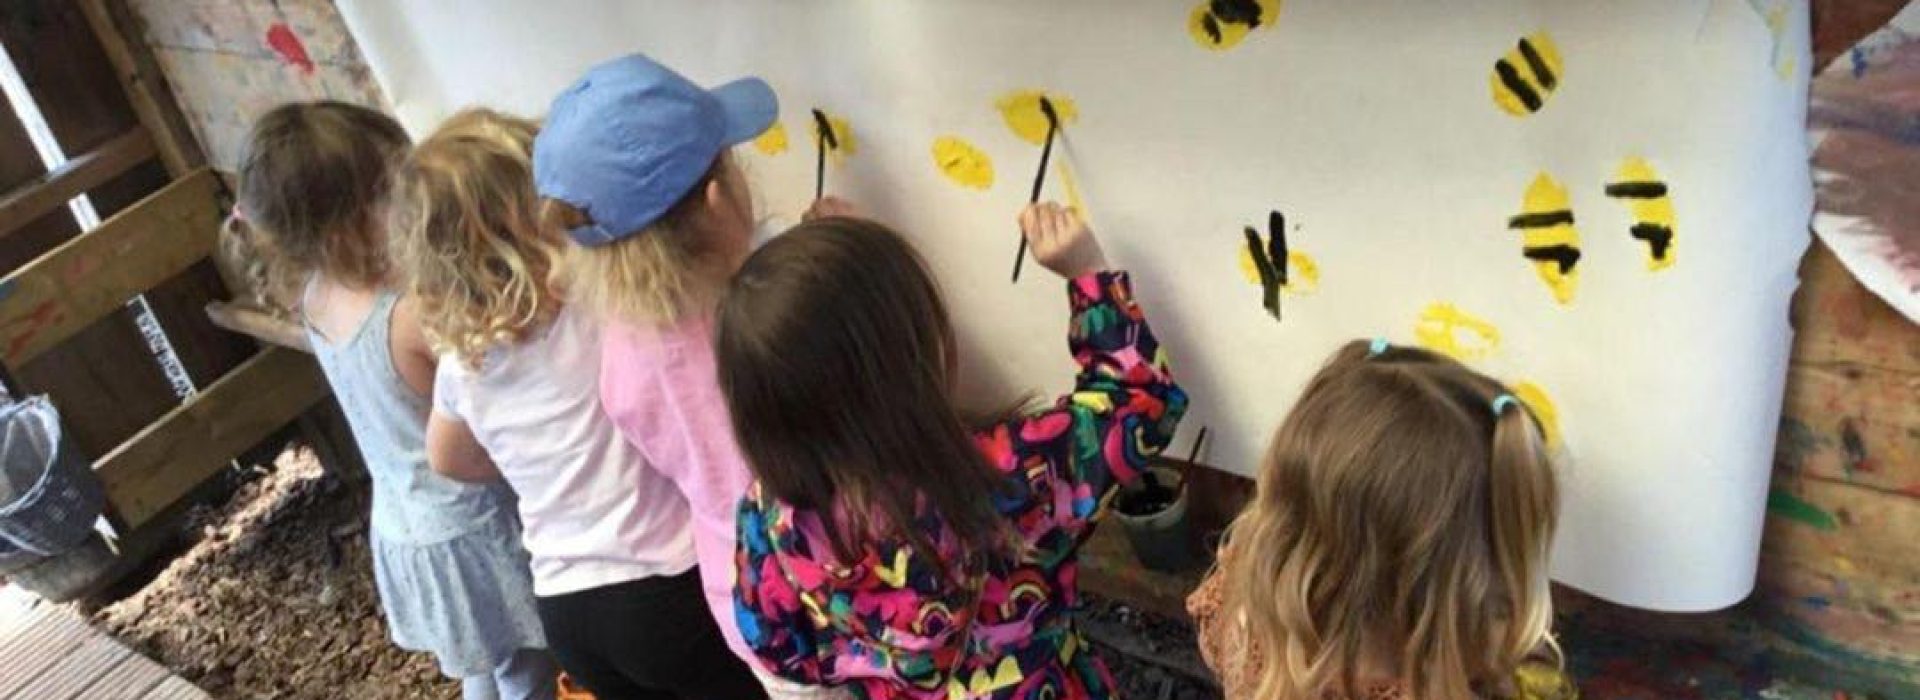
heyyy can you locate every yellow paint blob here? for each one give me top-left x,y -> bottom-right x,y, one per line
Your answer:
1490,31 -> 1564,117
1512,172 -> 1580,305
822,115 -> 856,160
752,120 -> 788,156
1238,246 -> 1261,285
1187,0 -> 1281,51
996,91 -> 1079,146
1511,380 -> 1563,449
1283,250 -> 1319,295
1414,302 -> 1501,361
1761,2 -> 1796,80
1057,159 -> 1089,222
930,136 -> 993,190
1607,157 -> 1677,271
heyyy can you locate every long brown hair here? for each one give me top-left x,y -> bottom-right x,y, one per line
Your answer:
715,217 -> 1011,576
1218,340 -> 1562,699
231,101 -> 409,301
386,109 -> 562,367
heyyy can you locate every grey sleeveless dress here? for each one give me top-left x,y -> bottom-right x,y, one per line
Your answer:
306,290 -> 545,677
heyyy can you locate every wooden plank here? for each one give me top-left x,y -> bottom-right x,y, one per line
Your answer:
1761,475 -> 1920,588
76,0 -> 205,176
97,346 -> 329,528
82,654 -> 170,700
0,129 -> 154,241
0,606 -> 93,698
13,635 -> 135,700
142,676 -> 211,700
0,168 -> 219,366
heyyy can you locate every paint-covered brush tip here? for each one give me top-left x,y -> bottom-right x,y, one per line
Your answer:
1039,96 -> 1059,126
811,108 -> 837,149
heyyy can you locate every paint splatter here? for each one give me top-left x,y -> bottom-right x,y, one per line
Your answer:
996,91 -> 1078,146
752,120 -> 788,156
1767,489 -> 1838,530
1605,156 -> 1677,270
1849,47 -> 1868,79
1187,0 -> 1281,51
931,136 -> 993,190
1511,380 -> 1563,449
1748,0 -> 1797,80
1508,172 -> 1580,305
1490,32 -> 1563,116
1414,302 -> 1500,361
265,23 -> 315,75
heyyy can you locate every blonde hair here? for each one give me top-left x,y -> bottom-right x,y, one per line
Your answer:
387,108 -> 560,367
230,101 -> 409,305
557,156 -> 734,325
1218,340 -> 1562,700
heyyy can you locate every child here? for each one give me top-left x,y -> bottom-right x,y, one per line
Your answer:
719,204 -> 1189,699
386,108 -> 766,699
229,102 -> 553,700
1185,340 -> 1575,700
534,53 -> 845,700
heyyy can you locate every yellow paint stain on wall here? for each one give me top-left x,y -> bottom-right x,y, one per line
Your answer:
752,120 -> 788,156
996,91 -> 1078,146
1758,1 -> 1797,80
1606,157 -> 1677,271
1490,31 -> 1564,117
1512,380 -> 1563,449
1282,251 -> 1319,295
1509,172 -> 1580,305
1187,0 -> 1281,51
1057,159 -> 1088,221
930,136 -> 993,190
1414,302 -> 1501,361
821,114 -> 857,161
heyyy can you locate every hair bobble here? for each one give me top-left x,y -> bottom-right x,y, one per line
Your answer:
1490,394 -> 1518,417
1368,338 -> 1390,357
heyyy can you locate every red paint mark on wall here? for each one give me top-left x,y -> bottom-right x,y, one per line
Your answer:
4,300 -> 64,362
265,23 -> 315,75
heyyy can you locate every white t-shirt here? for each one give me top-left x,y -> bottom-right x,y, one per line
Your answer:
434,309 -> 696,596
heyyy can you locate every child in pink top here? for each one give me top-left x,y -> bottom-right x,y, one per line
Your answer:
540,53 -> 850,700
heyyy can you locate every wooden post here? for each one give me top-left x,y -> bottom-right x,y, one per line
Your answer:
73,0 -> 203,177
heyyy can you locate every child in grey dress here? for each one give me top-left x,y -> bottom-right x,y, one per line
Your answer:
229,101 -> 553,700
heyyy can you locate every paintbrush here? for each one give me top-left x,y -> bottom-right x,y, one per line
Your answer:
1010,96 -> 1061,283
811,108 -> 836,201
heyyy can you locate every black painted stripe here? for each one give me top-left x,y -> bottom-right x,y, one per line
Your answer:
1508,210 -> 1574,229
1605,181 -> 1668,199
1495,59 -> 1543,112
1631,223 -> 1675,260
1201,14 -> 1223,44
1518,37 -> 1557,90
1522,244 -> 1582,273
1267,211 -> 1289,286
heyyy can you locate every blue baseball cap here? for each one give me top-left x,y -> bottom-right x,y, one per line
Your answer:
534,53 -> 777,246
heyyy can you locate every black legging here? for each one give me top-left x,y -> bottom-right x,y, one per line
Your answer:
536,567 -> 768,700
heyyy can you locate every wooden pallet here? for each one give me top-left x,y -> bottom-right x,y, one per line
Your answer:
0,588 -> 209,700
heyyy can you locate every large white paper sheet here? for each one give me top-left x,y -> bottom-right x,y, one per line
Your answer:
336,0 -> 1813,611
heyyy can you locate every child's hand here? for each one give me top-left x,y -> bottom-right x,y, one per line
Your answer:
1020,202 -> 1109,279
803,196 -> 860,222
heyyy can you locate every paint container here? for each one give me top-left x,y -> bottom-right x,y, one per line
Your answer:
1113,465 -> 1198,572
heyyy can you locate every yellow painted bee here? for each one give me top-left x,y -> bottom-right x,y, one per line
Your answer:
1490,32 -> 1564,116
1508,173 -> 1581,305
1605,156 -> 1677,271
1238,210 -> 1317,320
1188,0 -> 1281,51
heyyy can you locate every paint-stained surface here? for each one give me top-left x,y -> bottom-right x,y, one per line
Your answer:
1186,0 -> 1281,51
996,90 -> 1078,146
125,0 -> 388,171
1490,32 -> 1564,116
1413,302 -> 1500,361
930,136 -> 993,189
1605,157 -> 1678,271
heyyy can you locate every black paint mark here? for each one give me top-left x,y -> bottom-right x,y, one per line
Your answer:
1201,13 -> 1223,44
1522,244 -> 1582,273
1840,418 -> 1869,473
1244,225 -> 1281,320
1209,0 -> 1265,28
1604,181 -> 1668,198
1495,59 -> 1543,113
1267,210 -> 1289,287
1507,210 -> 1574,229
1631,223 -> 1674,261
1517,37 -> 1557,89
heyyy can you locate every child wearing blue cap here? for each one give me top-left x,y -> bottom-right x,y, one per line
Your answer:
539,53 -> 849,700
230,102 -> 554,700
389,107 -> 767,700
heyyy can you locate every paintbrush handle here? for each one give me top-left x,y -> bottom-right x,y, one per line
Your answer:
1012,120 -> 1060,283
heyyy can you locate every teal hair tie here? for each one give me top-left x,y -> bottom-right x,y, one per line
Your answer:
1368,338 -> 1390,357
1491,394 -> 1519,416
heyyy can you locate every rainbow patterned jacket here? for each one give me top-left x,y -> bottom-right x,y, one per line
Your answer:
734,271 -> 1187,699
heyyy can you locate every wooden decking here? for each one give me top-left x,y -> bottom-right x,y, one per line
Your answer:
0,587 -> 209,700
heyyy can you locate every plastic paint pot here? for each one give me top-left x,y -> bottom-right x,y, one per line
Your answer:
1113,465 -> 1198,572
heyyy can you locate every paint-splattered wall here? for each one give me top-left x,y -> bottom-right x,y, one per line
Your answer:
113,0 -> 1916,695
121,0 -> 386,172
